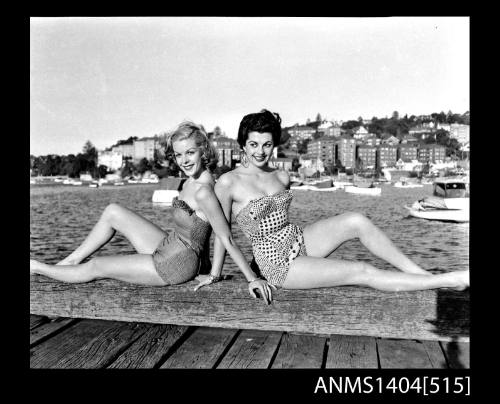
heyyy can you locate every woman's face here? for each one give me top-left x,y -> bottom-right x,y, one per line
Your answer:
172,137 -> 204,178
243,131 -> 274,168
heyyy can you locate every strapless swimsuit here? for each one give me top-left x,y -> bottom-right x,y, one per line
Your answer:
235,189 -> 307,287
152,197 -> 212,285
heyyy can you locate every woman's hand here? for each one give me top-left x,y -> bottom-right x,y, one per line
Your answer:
193,274 -> 222,291
248,279 -> 277,305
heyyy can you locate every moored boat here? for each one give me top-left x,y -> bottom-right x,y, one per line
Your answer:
344,185 -> 381,196
405,179 -> 469,222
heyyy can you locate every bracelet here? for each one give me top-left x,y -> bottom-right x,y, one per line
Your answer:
208,274 -> 222,283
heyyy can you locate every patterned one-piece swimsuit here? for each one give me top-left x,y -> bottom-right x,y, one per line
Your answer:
235,189 -> 307,287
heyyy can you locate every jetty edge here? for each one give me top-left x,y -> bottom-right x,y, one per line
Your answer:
30,272 -> 469,343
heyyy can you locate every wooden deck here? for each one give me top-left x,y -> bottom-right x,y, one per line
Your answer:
30,314 -> 469,369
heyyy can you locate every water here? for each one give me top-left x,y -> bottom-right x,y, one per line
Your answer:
30,183 -> 469,274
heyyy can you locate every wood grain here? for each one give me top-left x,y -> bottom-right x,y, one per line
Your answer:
30,317 -> 79,347
107,324 -> 190,368
30,274 -> 469,342
30,319 -> 119,368
271,333 -> 326,368
160,327 -> 238,368
53,322 -> 153,368
326,334 -> 378,368
377,339 -> 446,368
217,329 -> 282,369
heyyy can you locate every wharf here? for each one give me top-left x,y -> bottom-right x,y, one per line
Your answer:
30,315 -> 469,369
30,273 -> 469,369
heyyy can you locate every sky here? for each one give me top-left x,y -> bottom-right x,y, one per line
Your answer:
30,17 -> 469,156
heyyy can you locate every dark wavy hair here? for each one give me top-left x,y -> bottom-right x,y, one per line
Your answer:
237,109 -> 282,149
165,121 -> 218,171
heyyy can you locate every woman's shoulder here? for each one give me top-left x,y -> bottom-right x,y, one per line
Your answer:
194,182 -> 216,203
274,168 -> 290,187
215,170 -> 236,188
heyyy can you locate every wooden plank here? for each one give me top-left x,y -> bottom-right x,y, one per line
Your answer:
52,322 -> 154,368
30,274 -> 469,342
271,333 -> 326,368
107,324 -> 191,369
30,317 -> 79,347
326,334 -> 378,368
441,341 -> 470,369
30,319 -> 120,368
377,339 -> 443,368
160,327 -> 238,369
217,329 -> 282,369
420,340 -> 448,369
30,314 -> 49,330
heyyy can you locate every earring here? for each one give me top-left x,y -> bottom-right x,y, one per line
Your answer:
241,151 -> 249,167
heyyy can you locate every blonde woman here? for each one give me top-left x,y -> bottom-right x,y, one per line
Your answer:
30,122 -> 275,303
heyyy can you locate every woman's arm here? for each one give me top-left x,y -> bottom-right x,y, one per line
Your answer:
194,181 -> 275,303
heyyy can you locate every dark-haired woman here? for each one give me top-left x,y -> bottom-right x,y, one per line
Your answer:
206,110 -> 469,292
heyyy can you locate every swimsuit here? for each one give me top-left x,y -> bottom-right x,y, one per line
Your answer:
235,189 -> 307,287
152,197 -> 212,285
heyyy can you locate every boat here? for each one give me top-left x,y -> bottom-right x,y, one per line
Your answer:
290,184 -> 338,192
152,190 -> 180,205
393,177 -> 423,188
344,185 -> 381,196
290,178 -> 338,191
405,179 -> 469,222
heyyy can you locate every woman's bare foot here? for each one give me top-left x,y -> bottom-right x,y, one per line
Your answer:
56,256 -> 80,266
30,259 -> 49,275
452,269 -> 469,291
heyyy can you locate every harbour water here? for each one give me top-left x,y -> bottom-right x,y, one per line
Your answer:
30,183 -> 469,274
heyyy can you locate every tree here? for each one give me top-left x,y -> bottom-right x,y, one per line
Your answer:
341,120 -> 360,131
306,118 -> 311,125
392,111 -> 399,120
137,158 -> 152,174
213,126 -> 222,138
280,129 -> 290,145
315,113 -> 322,122
297,139 -> 310,154
98,165 -> 108,178
291,157 -> 301,172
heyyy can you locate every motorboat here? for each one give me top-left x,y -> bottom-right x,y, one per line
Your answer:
344,184 -> 381,196
393,179 -> 423,188
405,179 -> 469,222
290,184 -> 338,192
152,190 -> 180,205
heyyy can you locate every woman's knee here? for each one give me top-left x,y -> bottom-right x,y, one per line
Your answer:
103,203 -> 124,223
342,212 -> 371,233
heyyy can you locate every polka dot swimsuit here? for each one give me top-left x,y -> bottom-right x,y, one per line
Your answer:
235,189 -> 307,287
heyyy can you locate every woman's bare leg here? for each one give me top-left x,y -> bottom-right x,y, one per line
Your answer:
57,203 -> 166,265
303,212 -> 430,275
31,254 -> 166,286
282,256 -> 469,291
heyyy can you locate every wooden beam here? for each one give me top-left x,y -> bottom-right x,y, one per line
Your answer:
30,273 -> 469,342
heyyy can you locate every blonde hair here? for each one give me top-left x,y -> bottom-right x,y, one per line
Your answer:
165,121 -> 218,170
